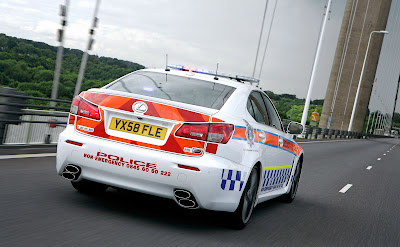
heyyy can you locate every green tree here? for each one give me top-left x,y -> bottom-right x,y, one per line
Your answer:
33,70 -> 53,82
286,104 -> 323,125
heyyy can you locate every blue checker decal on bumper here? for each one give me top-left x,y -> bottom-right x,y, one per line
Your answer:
221,169 -> 246,191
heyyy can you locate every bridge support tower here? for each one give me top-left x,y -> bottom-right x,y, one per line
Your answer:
319,0 -> 392,132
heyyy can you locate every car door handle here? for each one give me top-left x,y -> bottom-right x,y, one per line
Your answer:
259,132 -> 266,140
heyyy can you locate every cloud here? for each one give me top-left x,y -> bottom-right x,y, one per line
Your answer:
0,0 -> 347,100
255,0 -> 346,99
35,20 -> 59,35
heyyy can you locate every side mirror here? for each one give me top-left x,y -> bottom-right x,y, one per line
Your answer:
287,122 -> 304,135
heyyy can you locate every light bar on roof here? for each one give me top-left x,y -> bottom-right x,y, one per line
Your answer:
167,64 -> 260,84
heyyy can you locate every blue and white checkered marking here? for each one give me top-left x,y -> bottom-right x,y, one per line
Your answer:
221,169 -> 246,191
261,168 -> 291,192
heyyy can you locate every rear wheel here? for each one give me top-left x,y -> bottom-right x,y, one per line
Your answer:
281,159 -> 302,203
71,179 -> 108,194
230,166 -> 259,229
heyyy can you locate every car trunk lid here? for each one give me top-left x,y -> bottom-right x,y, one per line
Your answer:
73,90 -> 215,156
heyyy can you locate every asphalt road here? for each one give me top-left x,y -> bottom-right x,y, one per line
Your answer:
0,138 -> 399,247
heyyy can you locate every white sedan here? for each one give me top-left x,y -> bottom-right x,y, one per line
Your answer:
56,65 -> 304,229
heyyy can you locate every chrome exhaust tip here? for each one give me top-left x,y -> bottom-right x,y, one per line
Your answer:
65,165 -> 80,174
62,164 -> 81,181
62,172 -> 76,181
174,189 -> 199,209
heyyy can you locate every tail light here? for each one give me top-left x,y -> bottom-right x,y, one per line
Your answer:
175,124 -> 208,141
208,124 -> 234,143
175,123 -> 234,144
70,96 -> 100,120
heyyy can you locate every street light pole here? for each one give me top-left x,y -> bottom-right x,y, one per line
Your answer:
301,0 -> 333,128
348,30 -> 388,131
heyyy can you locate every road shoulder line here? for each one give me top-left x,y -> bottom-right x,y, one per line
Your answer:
0,153 -> 56,160
297,139 -> 366,144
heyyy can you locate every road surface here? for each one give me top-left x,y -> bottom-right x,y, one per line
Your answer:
0,138 -> 399,246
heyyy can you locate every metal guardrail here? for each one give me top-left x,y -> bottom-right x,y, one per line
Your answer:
282,118 -> 390,140
0,92 -> 70,123
0,93 -> 71,103
4,109 -> 68,144
0,102 -> 70,111
0,87 -> 71,144
299,125 -> 388,140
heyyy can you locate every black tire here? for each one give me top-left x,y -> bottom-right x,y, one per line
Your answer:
281,159 -> 302,203
230,166 -> 260,230
71,179 -> 108,194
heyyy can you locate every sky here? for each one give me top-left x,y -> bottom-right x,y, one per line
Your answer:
0,0 -> 347,100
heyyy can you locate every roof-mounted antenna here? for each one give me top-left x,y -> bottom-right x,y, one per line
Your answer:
165,54 -> 170,71
214,63 -> 219,80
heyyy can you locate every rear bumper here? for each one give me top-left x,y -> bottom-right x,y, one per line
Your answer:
56,126 -> 249,212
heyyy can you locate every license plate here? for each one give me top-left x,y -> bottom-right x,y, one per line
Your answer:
109,117 -> 167,140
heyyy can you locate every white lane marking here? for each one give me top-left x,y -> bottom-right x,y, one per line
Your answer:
339,184 -> 353,193
383,153 -> 386,156
377,158 -> 381,161
298,139 -> 365,144
0,153 -> 56,160
387,150 -> 390,152
366,166 -> 372,170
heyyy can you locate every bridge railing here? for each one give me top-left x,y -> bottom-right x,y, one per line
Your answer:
282,118 -> 388,140
299,125 -> 388,140
0,87 -> 70,145
4,109 -> 68,144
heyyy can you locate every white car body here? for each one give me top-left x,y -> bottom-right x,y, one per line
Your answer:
56,68 -> 303,215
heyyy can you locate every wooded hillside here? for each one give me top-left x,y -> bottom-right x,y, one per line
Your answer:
0,33 -> 144,101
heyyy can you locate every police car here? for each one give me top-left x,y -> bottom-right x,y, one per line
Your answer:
56,65 -> 304,229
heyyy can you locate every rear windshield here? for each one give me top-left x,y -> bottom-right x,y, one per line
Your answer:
105,71 -> 235,110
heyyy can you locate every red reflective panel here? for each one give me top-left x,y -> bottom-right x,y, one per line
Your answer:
178,164 -> 200,172
65,140 -> 83,146
68,114 -> 75,125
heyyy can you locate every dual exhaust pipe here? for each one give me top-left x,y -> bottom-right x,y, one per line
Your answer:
62,166 -> 198,209
62,164 -> 81,181
174,189 -> 198,209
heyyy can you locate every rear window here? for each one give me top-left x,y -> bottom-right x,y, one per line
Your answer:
105,71 -> 235,110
